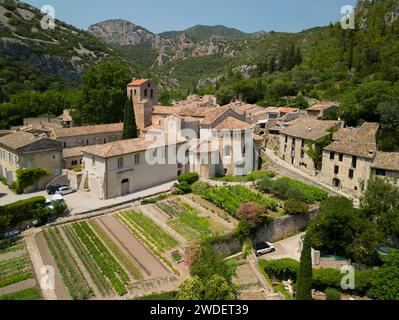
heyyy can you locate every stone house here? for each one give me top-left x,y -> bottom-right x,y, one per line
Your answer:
279,118 -> 343,177
320,123 -> 379,196
0,132 -> 62,192
80,136 -> 187,200
52,123 -> 123,149
371,152 -> 399,181
306,103 -> 339,119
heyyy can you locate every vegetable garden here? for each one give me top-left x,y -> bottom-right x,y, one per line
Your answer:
201,185 -> 278,217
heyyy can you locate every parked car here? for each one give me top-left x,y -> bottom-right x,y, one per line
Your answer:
47,184 -> 61,195
254,241 -> 276,257
55,186 -> 76,196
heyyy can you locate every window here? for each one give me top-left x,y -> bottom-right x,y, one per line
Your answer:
53,154 -> 57,160
375,169 -> 386,176
285,136 -> 288,143
352,156 -> 357,169
118,157 -> 124,169
54,168 -> 61,176
92,157 -> 95,168
27,161 -> 33,169
301,140 -> 305,148
150,89 -> 154,99
292,138 -> 296,146
330,152 -> 335,160
144,89 -> 148,97
63,142 -> 67,148
224,145 -> 231,157
349,169 -> 354,179
134,154 -> 140,165
339,154 -> 344,162
134,89 -> 137,95
334,165 -> 339,174
147,83 -> 151,88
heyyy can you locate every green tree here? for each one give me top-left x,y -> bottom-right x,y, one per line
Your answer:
177,276 -> 205,300
204,275 -> 236,300
73,61 -> 131,125
122,96 -> 137,139
296,235 -> 313,300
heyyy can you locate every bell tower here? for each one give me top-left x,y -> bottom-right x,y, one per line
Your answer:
127,79 -> 158,132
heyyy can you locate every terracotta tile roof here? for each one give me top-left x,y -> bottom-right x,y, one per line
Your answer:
53,123 -> 123,138
143,124 -> 162,132
280,118 -> 342,141
63,146 -> 92,159
324,123 -> 379,159
201,106 -> 232,126
279,107 -> 299,114
307,102 -> 338,111
372,152 -> 399,171
127,79 -> 149,86
83,136 -> 187,158
332,128 -> 358,141
213,117 -> 253,131
0,131 -> 58,151
189,139 -> 219,154
253,133 -> 264,142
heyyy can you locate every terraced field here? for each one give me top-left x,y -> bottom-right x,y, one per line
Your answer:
156,199 -> 213,241
0,237 -> 41,300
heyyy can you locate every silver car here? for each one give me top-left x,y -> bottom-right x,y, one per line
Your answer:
255,242 -> 276,257
55,186 -> 75,196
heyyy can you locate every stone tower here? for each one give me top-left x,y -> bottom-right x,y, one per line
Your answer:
127,79 -> 158,132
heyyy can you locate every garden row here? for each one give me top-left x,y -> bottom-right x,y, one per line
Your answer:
0,256 -> 32,289
157,199 -> 212,241
117,211 -> 180,275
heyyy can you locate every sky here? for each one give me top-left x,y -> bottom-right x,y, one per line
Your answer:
23,0 -> 357,33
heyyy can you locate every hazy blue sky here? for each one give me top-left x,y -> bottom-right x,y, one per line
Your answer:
23,0 -> 357,33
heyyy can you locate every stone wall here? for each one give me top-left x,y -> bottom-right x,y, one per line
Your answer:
212,209 -> 319,256
253,209 -> 318,243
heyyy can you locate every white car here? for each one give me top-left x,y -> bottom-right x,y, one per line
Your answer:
254,242 -> 276,257
55,186 -> 75,196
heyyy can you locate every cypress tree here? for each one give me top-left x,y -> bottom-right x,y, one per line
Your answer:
122,96 -> 137,139
296,235 -> 313,300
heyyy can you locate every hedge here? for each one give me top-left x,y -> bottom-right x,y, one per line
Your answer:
0,196 -> 46,231
259,258 -> 375,296
177,173 -> 200,185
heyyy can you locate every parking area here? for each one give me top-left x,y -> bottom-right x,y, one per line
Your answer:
258,233 -> 304,262
0,181 -> 176,215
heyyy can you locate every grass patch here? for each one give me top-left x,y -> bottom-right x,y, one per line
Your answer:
0,256 -> 32,288
0,287 -> 42,300
214,170 -> 276,182
0,237 -> 24,255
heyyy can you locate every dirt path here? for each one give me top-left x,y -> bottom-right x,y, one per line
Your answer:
29,233 -> 70,300
0,249 -> 26,263
99,215 -> 170,279
58,227 -> 103,299
0,279 -> 37,296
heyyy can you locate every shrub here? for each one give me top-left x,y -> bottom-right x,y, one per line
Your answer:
177,173 -> 200,185
259,259 -> 299,282
191,181 -> 211,195
12,168 -> 50,194
235,221 -> 252,241
284,199 -> 309,215
312,268 -> 342,291
0,177 -> 7,186
325,288 -> 341,300
52,200 -> 68,215
72,165 -> 82,173
0,196 -> 46,231
236,202 -> 267,228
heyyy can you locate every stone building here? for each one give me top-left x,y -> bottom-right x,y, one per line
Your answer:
279,118 -> 343,177
306,102 -> 339,119
80,136 -> 187,199
52,123 -> 123,148
0,132 -> 62,192
371,152 -> 399,181
320,123 -> 379,196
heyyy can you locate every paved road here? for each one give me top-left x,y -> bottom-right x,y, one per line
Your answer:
259,233 -> 305,262
0,181 -> 176,215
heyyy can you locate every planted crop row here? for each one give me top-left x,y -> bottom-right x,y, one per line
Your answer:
119,211 -> 178,251
72,222 -> 128,296
0,256 -> 32,288
156,200 -> 187,218
168,220 -> 199,241
43,228 -> 92,300
117,214 -> 180,276
202,185 -> 278,217
89,220 -> 142,280
62,225 -> 112,297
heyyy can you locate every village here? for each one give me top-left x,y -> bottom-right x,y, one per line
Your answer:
0,78 -> 398,301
